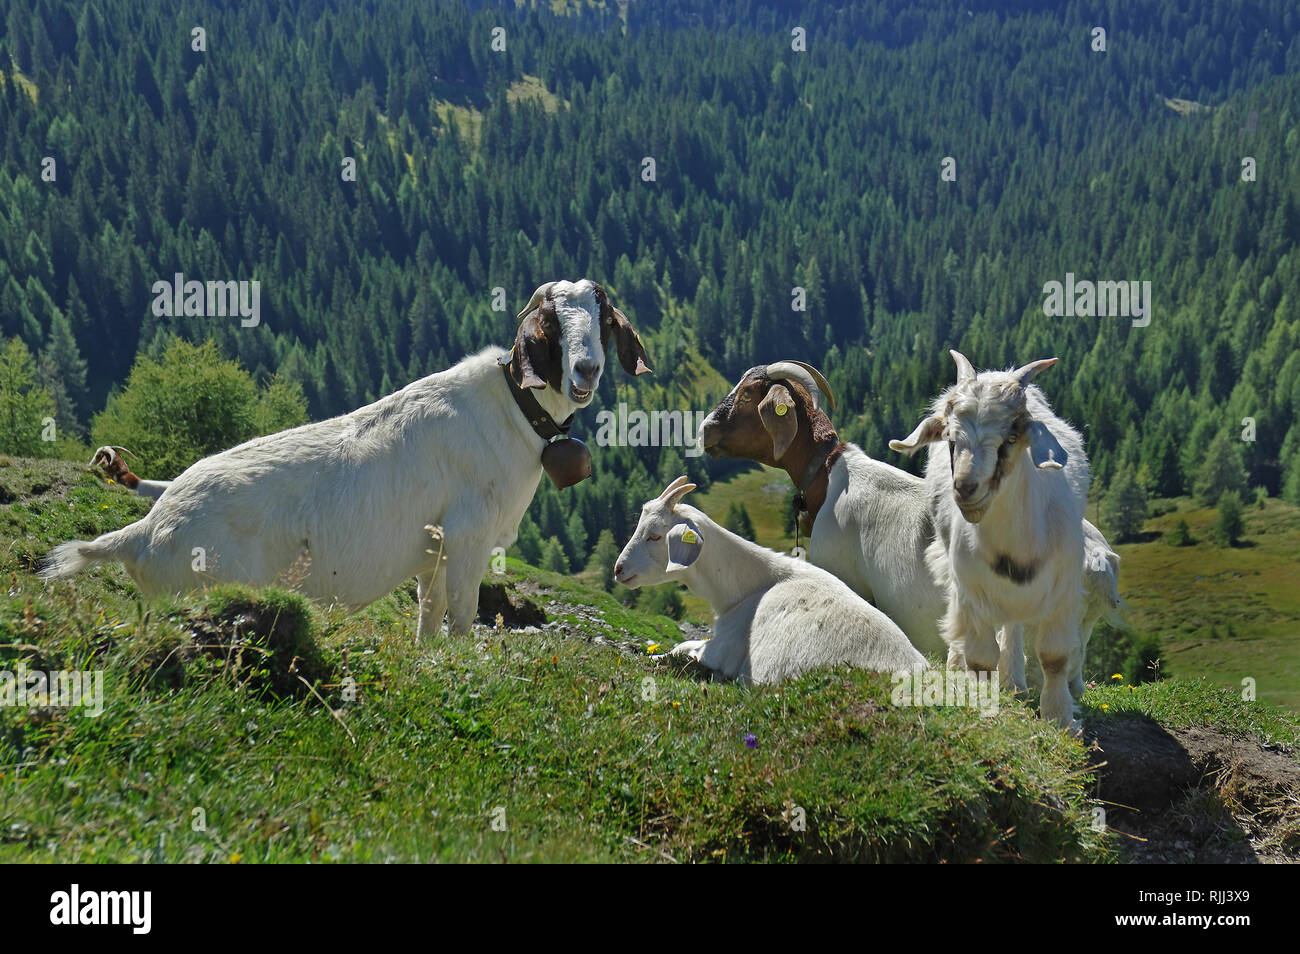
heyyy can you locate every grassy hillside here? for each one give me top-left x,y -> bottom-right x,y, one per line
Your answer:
1110,496 -> 1300,712
1,456 -> 1297,862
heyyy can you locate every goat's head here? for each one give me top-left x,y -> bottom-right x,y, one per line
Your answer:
503,279 -> 651,409
889,350 -> 1068,524
89,446 -> 139,486
698,361 -> 837,464
614,476 -> 703,587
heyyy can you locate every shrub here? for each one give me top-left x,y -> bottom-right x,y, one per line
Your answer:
90,339 -> 307,479
0,337 -> 56,457
1166,518 -> 1193,546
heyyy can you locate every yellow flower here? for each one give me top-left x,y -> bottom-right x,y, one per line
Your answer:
1101,703 -> 1110,709
672,701 -> 681,709
1110,673 -> 1123,681
646,643 -> 660,654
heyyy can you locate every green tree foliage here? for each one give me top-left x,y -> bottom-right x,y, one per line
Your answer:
1194,432 -> 1248,507
0,336 -> 56,456
1212,490 -> 1245,547
541,537 -> 570,574
643,584 -> 685,621
1166,518 -> 1193,547
723,503 -> 756,542
585,528 -> 621,592
90,339 -> 306,479
1101,466 -> 1149,543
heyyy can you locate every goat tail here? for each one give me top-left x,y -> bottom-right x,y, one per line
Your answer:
38,531 -> 133,582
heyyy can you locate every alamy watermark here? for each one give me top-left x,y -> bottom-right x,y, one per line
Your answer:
890,669 -> 999,717
593,403 -> 709,457
1042,272 -> 1151,327
151,272 -> 261,327
0,663 -> 104,717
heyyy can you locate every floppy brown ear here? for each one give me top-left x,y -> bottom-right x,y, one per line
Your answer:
759,383 -> 799,461
505,303 -> 556,390
607,308 -> 652,376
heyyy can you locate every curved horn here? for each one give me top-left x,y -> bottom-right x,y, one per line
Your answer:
1013,357 -> 1058,388
766,361 -> 835,412
110,446 -> 138,460
949,350 -> 976,384
515,282 -> 557,321
657,475 -> 694,501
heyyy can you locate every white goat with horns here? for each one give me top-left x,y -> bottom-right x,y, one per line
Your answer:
614,476 -> 927,683
41,279 -> 651,640
890,350 -> 1090,730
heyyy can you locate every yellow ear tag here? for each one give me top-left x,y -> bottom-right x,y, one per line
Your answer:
680,529 -> 698,544
775,403 -> 788,416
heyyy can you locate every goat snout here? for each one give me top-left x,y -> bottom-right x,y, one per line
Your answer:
953,477 -> 980,501
573,358 -> 599,385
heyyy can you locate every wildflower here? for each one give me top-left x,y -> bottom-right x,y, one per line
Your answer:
1110,673 -> 1123,681
646,642 -> 660,654
744,733 -> 758,749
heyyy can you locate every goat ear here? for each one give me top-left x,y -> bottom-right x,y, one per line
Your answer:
605,305 -> 652,377
758,384 -> 799,461
1026,420 -> 1067,470
665,522 -> 704,571
889,415 -> 945,455
503,305 -> 553,390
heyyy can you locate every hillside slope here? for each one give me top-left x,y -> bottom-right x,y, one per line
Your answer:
1,455 -> 1298,862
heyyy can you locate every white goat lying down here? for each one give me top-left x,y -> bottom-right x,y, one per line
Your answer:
42,279 -> 651,640
699,361 -> 1119,695
89,446 -> 171,500
614,477 -> 927,684
890,351 -> 1091,729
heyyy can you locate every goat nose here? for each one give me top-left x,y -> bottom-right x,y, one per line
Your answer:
614,561 -> 624,577
954,478 -> 979,500
574,359 -> 599,382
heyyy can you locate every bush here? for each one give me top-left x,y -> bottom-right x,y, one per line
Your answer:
1166,517 -> 1193,546
1085,621 -> 1164,685
1193,431 -> 1247,506
0,337 -> 56,457
724,503 -> 756,541
90,338 -> 307,479
1212,490 -> 1244,547
643,584 -> 685,620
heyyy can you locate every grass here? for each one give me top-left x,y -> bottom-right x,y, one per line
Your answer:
3,455 -> 1295,862
0,455 -> 1114,862
1109,496 -> 1300,711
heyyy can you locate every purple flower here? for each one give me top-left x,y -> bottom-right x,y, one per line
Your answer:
744,733 -> 758,749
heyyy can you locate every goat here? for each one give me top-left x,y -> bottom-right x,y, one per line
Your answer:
890,350 -> 1089,730
89,446 -> 171,500
699,361 -> 1119,696
41,279 -> 651,641
613,476 -> 927,684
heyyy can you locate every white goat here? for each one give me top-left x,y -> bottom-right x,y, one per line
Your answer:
613,476 -> 927,684
890,351 -> 1089,729
42,279 -> 650,641
699,362 -> 1119,694
89,446 -> 171,500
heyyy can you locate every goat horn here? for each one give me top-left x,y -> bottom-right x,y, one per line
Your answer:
1012,357 -> 1058,388
110,446 -> 138,459
658,475 -> 692,500
516,282 -> 557,321
766,361 -> 836,413
949,350 -> 976,384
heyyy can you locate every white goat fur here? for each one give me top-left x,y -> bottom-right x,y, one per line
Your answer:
42,280 -> 630,640
892,353 -> 1090,728
614,477 -> 927,683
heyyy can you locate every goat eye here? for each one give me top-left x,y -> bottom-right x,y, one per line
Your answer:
648,533 -> 662,541
1006,434 -> 1018,444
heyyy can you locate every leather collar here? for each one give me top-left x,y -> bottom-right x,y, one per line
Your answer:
793,438 -> 844,513
501,360 -> 574,441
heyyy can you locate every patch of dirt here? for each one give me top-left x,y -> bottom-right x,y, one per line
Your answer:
1090,716 -> 1300,863
476,581 -> 546,627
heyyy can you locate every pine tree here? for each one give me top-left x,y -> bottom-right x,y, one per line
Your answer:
0,337 -> 56,456
1101,465 -> 1149,543
724,503 -> 756,542
1194,431 -> 1247,506
585,529 -> 620,592
1212,490 -> 1244,547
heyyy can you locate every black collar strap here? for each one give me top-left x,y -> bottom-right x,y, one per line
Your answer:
501,359 -> 574,441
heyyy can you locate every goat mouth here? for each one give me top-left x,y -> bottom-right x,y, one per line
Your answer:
616,572 -> 636,585
957,500 -> 987,523
568,384 -> 593,403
